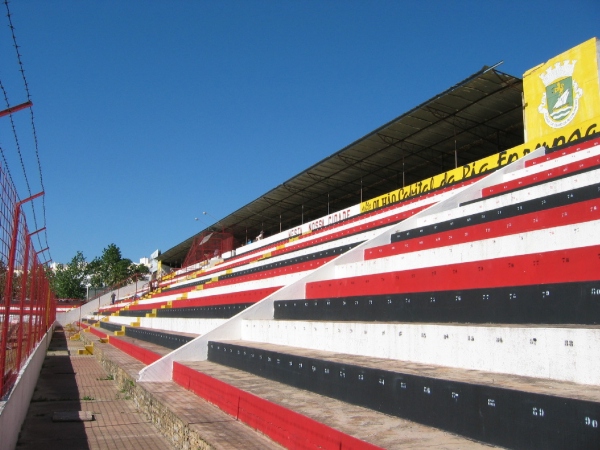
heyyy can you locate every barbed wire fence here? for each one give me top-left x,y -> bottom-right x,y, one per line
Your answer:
0,0 -> 56,399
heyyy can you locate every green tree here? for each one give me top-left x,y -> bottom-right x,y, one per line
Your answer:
0,260 -> 7,299
51,251 -> 87,299
87,244 -> 122,287
88,244 -> 149,288
128,262 -> 150,284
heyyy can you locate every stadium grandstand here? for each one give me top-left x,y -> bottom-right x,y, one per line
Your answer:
5,37 -> 600,449
157,61 -> 525,271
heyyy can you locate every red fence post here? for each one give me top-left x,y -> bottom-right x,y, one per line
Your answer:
14,235 -> 30,372
0,199 -> 23,396
26,259 -> 38,359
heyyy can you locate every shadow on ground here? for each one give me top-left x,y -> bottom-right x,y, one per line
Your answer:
16,326 -> 90,449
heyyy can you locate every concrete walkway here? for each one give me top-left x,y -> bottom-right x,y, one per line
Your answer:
78,329 -> 284,450
16,325 -> 175,450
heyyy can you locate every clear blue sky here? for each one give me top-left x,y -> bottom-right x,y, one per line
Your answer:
1,0 -> 598,264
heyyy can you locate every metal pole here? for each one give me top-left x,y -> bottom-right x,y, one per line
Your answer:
0,207 -> 19,395
0,100 -> 33,118
26,260 -> 38,358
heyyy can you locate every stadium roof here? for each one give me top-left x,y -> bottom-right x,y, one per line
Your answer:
159,64 -> 524,267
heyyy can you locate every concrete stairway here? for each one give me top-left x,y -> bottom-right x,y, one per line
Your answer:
79,322 -> 498,449
136,137 -> 600,449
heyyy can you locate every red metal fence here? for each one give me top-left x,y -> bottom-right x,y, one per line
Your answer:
0,161 -> 55,399
183,231 -> 234,268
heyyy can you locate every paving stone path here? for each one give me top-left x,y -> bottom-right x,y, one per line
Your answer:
17,326 -> 175,450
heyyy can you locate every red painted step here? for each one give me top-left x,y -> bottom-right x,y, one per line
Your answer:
173,361 -> 383,450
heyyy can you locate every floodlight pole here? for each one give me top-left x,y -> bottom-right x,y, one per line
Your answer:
202,211 -> 223,233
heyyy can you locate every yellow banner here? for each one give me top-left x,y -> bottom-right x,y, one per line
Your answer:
360,146 -> 527,213
360,116 -> 599,214
523,37 -> 600,142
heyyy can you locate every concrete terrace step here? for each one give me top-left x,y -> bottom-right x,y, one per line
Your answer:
175,359 -> 496,449
80,330 -> 283,449
119,325 -> 198,349
82,331 -> 161,375
138,380 -> 284,450
205,339 -> 600,449
90,321 -> 198,351
209,339 -> 600,400
83,324 -> 184,365
240,319 -> 600,385
117,302 -> 252,319
106,314 -> 227,335
273,280 -> 600,325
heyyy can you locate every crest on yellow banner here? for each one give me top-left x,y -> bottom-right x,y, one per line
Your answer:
537,60 -> 583,128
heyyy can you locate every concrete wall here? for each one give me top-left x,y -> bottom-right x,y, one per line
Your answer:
57,282 -> 141,326
0,324 -> 54,450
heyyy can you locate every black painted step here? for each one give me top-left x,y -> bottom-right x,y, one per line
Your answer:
274,281 -> 600,324
125,326 -> 197,350
118,302 -> 252,319
207,339 -> 600,450
98,321 -> 197,350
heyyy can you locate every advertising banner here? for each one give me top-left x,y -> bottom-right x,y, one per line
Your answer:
523,37 -> 600,142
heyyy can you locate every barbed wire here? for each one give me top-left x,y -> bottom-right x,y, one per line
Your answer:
3,0 -> 51,262
0,138 -> 16,191
0,77 -> 32,198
